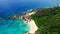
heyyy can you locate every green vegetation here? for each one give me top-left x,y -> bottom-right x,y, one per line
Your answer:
31,6 -> 60,34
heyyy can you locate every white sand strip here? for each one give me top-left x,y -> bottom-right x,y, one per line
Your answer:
28,20 -> 38,34
27,12 -> 38,34
29,12 -> 36,16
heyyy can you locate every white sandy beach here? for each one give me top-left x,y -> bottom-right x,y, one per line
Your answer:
22,11 -> 38,34
28,12 -> 36,16
28,20 -> 38,34
27,12 -> 38,34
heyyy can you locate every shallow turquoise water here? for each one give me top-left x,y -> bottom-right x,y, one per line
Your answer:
0,18 -> 30,34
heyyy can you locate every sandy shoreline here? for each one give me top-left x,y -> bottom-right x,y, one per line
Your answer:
23,11 -> 38,34
28,20 -> 38,34
9,10 -> 38,34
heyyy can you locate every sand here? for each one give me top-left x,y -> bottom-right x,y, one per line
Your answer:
28,20 -> 38,34
27,12 -> 38,34
28,12 -> 36,16
22,11 -> 38,34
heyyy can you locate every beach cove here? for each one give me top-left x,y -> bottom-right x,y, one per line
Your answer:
0,10 -> 38,34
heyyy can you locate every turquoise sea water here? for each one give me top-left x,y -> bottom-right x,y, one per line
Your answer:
0,18 -> 30,34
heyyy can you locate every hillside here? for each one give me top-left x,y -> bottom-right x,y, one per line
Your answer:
30,6 -> 60,34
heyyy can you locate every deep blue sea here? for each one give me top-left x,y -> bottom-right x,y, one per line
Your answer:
0,0 -> 60,18
0,0 -> 60,34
